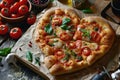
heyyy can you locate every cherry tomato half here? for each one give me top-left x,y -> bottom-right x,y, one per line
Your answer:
18,5 -> 28,16
54,50 -> 65,60
1,7 -> 10,17
27,14 -> 36,25
60,32 -> 71,41
81,47 -> 91,56
91,31 -> 101,43
10,27 -> 22,39
0,24 -> 9,35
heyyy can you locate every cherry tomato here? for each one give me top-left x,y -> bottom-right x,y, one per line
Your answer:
60,32 -> 71,41
68,42 -> 76,49
75,40 -> 82,49
10,27 -> 22,39
27,14 -> 36,25
81,47 -> 91,56
18,5 -> 28,16
91,31 -> 101,43
0,0 -> 10,8
10,2 -> 20,14
54,50 -> 65,60
0,24 -> 9,35
1,7 -> 10,17
19,0 -> 28,5
11,14 -> 19,18
5,0 -> 14,4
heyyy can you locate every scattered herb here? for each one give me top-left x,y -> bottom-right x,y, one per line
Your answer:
50,0 -> 54,2
0,48 -> 11,56
62,53 -> 70,61
26,51 -> 33,62
53,32 -> 57,37
71,51 -> 77,58
76,56 -> 83,61
62,18 -> 71,24
0,57 -> 2,62
44,24 -> 53,35
35,57 -> 40,66
28,43 -> 32,48
19,48 -> 22,51
48,42 -> 54,46
60,24 -> 72,30
80,29 -> 91,39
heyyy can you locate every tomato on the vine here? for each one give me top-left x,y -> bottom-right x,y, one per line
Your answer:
18,5 -> 28,16
0,24 -> 9,35
19,0 -> 28,5
1,7 -> 10,17
10,27 -> 22,39
27,14 -> 36,25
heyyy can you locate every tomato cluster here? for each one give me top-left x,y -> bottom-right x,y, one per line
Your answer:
0,21 -> 22,39
0,0 -> 29,18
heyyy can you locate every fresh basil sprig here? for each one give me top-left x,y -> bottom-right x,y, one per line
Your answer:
62,18 -> 71,25
80,29 -> 91,39
44,24 -> 53,35
26,51 -> 33,62
35,57 -> 40,66
60,24 -> 72,30
0,48 -> 11,56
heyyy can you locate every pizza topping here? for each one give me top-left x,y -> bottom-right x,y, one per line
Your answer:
62,52 -> 70,62
55,50 -> 65,60
62,18 -> 71,25
60,24 -> 73,30
68,42 -> 76,49
52,17 -> 62,26
91,31 -> 101,43
26,51 -> 33,62
76,56 -> 83,62
60,32 -> 71,41
81,47 -> 91,56
80,28 -> 91,40
73,30 -> 82,40
44,24 -> 53,35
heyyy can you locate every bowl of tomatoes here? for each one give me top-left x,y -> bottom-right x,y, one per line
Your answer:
0,0 -> 32,23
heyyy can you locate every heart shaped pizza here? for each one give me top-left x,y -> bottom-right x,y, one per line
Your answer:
35,8 -> 115,75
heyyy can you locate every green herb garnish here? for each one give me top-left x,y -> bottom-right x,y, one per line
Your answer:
94,27 -> 99,31
35,57 -> 40,66
26,51 -> 33,62
62,18 -> 71,24
80,29 -> 91,39
71,50 -> 77,58
44,24 -> 53,35
76,56 -> 83,61
62,54 -> 70,61
82,8 -> 93,13
0,48 -> 11,56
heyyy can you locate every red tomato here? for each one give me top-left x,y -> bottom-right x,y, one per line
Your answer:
10,27 -> 22,39
11,14 -> 19,18
60,32 -> 71,41
52,17 -> 62,26
5,0 -> 14,4
27,14 -> 36,25
1,7 -> 10,17
18,5 -> 28,16
0,24 -> 9,35
81,47 -> 91,56
0,0 -> 10,8
75,40 -> 82,49
91,31 -> 101,43
19,0 -> 28,5
68,42 -> 76,49
54,50 -> 65,60
10,2 -> 20,14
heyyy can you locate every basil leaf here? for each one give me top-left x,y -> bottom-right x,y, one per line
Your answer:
35,57 -> 40,66
82,8 -> 93,13
62,54 -> 70,61
76,56 -> 83,61
26,51 -> 33,62
62,18 -> 71,24
71,51 -> 77,58
80,29 -> 91,39
0,48 -> 11,56
60,24 -> 72,30
44,24 -> 53,35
